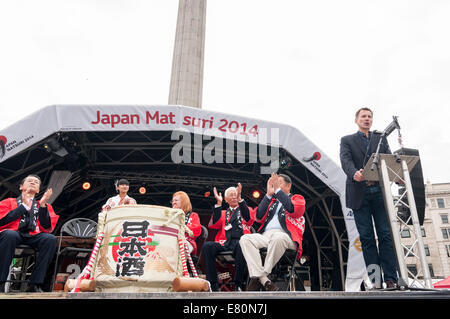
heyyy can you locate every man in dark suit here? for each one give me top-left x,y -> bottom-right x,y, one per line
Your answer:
201,183 -> 254,291
340,107 -> 398,289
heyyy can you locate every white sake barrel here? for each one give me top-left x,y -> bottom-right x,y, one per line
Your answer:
93,205 -> 185,292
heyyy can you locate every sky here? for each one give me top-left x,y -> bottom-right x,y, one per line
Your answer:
1,0 -> 449,184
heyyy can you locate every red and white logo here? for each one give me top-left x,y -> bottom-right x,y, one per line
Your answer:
0,136 -> 7,160
302,151 -> 321,162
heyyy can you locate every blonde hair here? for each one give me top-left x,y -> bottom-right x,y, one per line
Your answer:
172,191 -> 193,213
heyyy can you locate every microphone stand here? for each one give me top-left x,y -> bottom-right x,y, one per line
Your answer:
370,131 -> 386,172
369,116 -> 403,289
367,116 -> 437,291
370,116 -> 399,171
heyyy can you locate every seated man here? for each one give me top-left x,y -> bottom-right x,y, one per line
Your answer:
201,183 -> 254,291
0,174 -> 59,292
240,173 -> 306,291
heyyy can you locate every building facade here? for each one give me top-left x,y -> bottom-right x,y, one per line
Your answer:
425,182 -> 450,278
400,182 -> 450,282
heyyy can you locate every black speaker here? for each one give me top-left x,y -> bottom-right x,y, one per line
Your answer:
394,148 -> 425,226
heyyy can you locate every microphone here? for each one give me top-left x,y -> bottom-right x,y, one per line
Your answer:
382,116 -> 400,137
371,116 -> 401,171
393,116 -> 400,130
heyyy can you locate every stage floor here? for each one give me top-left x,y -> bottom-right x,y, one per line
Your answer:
1,290 -> 450,299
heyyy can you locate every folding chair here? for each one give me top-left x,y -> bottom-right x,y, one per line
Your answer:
4,244 -> 36,292
215,227 -> 258,291
192,225 -> 208,271
215,249 -> 236,291
260,243 -> 307,291
51,218 -> 97,291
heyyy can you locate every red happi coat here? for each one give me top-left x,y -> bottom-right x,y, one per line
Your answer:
257,194 -> 306,258
185,211 -> 202,255
209,206 -> 256,246
0,198 -> 59,235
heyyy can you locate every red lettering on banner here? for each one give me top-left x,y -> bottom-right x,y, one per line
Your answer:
91,111 -> 140,128
145,111 -> 176,125
182,116 -> 214,129
90,110 -> 258,134
218,118 -> 259,136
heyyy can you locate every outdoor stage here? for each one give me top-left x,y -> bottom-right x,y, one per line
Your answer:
0,105 -> 444,303
2,290 -> 449,299
2,290 -> 449,318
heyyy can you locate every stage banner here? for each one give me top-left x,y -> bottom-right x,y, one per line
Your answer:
0,104 -> 366,290
0,105 -> 59,162
341,205 -> 367,291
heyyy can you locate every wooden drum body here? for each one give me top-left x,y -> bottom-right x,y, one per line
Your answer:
93,205 -> 185,292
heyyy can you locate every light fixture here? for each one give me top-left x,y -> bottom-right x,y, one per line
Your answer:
252,190 -> 261,199
138,186 -> 147,195
280,150 -> 293,169
204,185 -> 212,198
43,143 -> 51,153
43,136 -> 68,157
82,181 -> 91,190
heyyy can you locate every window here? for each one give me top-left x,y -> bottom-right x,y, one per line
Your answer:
441,214 -> 449,224
421,227 -> 426,237
446,245 -> 450,258
424,245 -> 430,256
404,245 -> 414,257
407,264 -> 418,276
401,229 -> 411,238
442,228 -> 449,240
437,198 -> 445,208
428,264 -> 435,277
